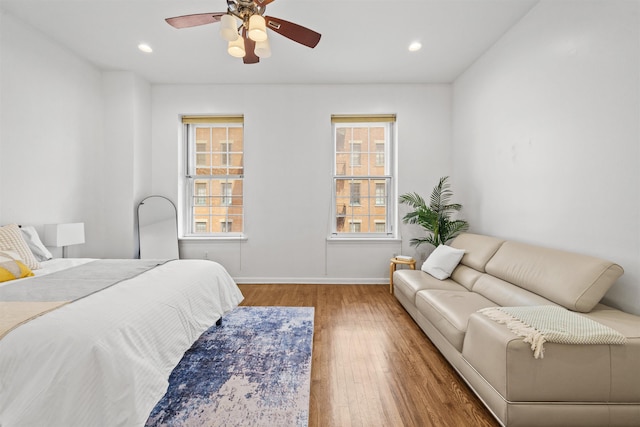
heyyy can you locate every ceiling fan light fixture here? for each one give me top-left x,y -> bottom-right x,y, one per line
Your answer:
248,15 -> 268,42
220,14 -> 239,41
165,2 -> 322,64
255,38 -> 271,58
228,36 -> 246,58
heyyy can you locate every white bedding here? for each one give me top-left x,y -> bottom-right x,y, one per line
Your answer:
0,258 -> 244,427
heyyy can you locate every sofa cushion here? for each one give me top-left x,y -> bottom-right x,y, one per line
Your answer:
394,269 -> 466,304
449,264 -> 483,291
415,289 -> 496,351
472,274 -> 561,307
485,241 -> 623,312
450,233 -> 504,273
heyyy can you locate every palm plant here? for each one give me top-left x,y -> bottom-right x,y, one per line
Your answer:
399,176 -> 469,247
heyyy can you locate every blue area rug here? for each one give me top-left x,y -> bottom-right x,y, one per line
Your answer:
146,306 -> 314,427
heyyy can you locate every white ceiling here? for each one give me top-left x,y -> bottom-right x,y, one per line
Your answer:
0,0 -> 538,84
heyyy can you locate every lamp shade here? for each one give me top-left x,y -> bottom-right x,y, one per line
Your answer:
255,38 -> 271,58
44,223 -> 85,247
228,36 -> 246,58
219,14 -> 239,42
248,15 -> 267,42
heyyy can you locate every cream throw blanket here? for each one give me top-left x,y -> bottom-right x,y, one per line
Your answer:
0,259 -> 167,339
479,305 -> 627,359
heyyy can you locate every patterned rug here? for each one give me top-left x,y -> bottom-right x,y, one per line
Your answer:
146,306 -> 314,427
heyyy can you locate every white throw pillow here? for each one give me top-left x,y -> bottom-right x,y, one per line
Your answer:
20,225 -> 53,261
421,244 -> 465,280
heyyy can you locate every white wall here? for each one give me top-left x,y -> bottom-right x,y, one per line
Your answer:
0,13 -> 152,259
0,12 -> 104,257
101,71 -> 152,258
152,84 -> 452,282
453,0 -> 640,314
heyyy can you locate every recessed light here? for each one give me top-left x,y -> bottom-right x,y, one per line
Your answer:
408,41 -> 422,52
138,43 -> 153,53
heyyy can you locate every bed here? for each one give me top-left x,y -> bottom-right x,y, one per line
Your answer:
0,224 -> 244,427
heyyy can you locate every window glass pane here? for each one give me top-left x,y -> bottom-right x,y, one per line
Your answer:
196,128 -> 211,149
228,128 -> 243,151
185,121 -> 244,235
332,120 -> 394,236
228,154 -> 244,169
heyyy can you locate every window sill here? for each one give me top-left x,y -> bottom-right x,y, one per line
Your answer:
180,235 -> 248,242
326,236 -> 401,243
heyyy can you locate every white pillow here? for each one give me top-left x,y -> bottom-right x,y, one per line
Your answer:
421,244 -> 465,280
20,225 -> 53,261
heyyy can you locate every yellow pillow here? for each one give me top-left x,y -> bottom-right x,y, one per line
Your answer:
0,250 -> 34,283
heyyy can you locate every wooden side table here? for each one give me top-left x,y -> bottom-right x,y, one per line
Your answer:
389,257 -> 416,294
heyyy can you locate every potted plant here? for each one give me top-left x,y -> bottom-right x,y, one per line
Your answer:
399,176 -> 469,247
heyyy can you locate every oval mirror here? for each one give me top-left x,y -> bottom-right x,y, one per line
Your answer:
138,196 -> 179,259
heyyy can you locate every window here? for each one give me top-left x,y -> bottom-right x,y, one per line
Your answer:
375,142 -> 385,166
349,182 -> 361,206
220,142 -> 231,166
195,182 -> 207,205
349,220 -> 362,233
183,116 -> 244,236
221,182 -> 233,206
375,182 -> 386,206
332,114 -> 396,237
350,141 -> 361,166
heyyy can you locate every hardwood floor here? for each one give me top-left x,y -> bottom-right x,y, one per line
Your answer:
238,284 -> 499,427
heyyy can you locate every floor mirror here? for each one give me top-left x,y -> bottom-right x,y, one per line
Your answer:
137,195 -> 179,259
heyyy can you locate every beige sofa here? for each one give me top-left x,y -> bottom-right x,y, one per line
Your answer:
393,233 -> 640,427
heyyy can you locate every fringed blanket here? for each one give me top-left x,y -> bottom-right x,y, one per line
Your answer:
479,305 -> 627,359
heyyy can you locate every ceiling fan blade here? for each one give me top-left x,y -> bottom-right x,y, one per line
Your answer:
264,16 -> 321,48
242,30 -> 260,64
166,12 -> 225,29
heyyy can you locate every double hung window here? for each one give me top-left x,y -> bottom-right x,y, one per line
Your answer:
331,114 -> 396,238
183,116 -> 244,236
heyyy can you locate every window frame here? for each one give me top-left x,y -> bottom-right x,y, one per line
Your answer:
330,115 -> 396,239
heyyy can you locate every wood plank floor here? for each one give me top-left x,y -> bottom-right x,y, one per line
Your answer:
238,284 -> 499,427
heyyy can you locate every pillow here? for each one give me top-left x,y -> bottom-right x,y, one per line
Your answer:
20,225 -> 53,262
0,250 -> 34,282
421,244 -> 465,280
0,224 -> 41,270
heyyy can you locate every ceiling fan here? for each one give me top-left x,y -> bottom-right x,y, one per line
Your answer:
165,0 -> 321,64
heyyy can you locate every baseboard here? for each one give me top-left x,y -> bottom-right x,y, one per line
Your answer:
233,277 -> 388,285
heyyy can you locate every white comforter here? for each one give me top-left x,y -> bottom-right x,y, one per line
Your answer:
0,259 -> 244,427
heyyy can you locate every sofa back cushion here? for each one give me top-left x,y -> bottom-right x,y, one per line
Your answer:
450,233 -> 505,273
485,241 -> 623,312
450,264 -> 483,291
472,274 -> 561,307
